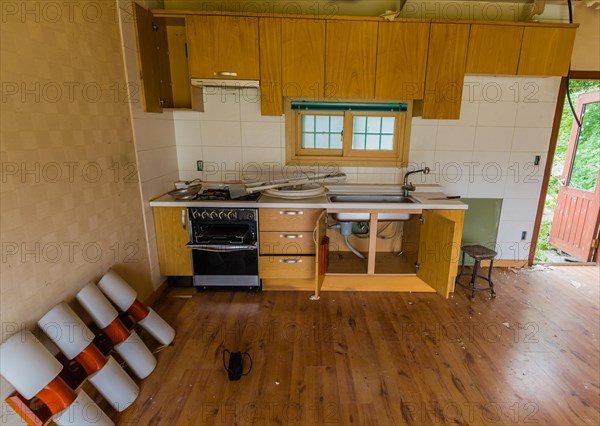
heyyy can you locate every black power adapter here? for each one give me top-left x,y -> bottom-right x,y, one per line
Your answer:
223,349 -> 252,381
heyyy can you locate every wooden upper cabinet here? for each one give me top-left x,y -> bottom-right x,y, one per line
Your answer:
518,27 -> 577,76
282,19 -> 326,98
325,20 -> 378,98
423,23 -> 470,120
259,18 -> 283,115
375,22 -> 430,99
186,15 -> 259,79
466,24 -> 524,75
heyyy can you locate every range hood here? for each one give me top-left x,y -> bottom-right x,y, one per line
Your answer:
191,79 -> 259,89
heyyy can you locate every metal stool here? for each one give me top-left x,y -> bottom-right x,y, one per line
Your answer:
455,244 -> 497,301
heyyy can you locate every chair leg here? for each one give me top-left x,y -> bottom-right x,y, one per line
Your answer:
470,260 -> 479,301
488,259 -> 496,298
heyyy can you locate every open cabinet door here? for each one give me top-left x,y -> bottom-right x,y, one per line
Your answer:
313,210 -> 328,300
133,4 -> 166,113
417,211 -> 456,298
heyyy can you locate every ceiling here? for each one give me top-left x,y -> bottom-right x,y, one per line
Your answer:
163,0 -> 549,21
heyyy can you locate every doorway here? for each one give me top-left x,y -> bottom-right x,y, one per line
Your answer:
534,78 -> 600,263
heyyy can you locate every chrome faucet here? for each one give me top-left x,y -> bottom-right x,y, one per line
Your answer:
402,167 -> 430,197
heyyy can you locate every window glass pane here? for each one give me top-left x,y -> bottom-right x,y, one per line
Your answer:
331,116 -> 343,133
380,135 -> 394,151
315,116 -> 330,132
354,116 -> 366,133
303,115 -> 315,132
381,117 -> 395,133
366,117 -> 381,133
366,134 -> 380,150
302,133 -> 315,149
330,133 -> 343,149
316,133 -> 329,149
569,101 -> 599,191
352,134 -> 366,150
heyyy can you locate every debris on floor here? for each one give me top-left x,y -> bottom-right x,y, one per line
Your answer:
570,280 -> 582,289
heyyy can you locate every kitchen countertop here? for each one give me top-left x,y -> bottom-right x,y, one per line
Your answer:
149,184 -> 468,210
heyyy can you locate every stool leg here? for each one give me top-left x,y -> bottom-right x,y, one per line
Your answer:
489,259 -> 496,298
470,259 -> 479,301
456,251 -> 465,282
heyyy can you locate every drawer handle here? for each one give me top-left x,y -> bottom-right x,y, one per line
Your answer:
280,234 -> 303,239
214,71 -> 237,77
280,259 -> 303,264
181,209 -> 187,231
280,211 -> 303,215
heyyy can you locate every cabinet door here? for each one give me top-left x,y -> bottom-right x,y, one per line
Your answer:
314,210 -> 328,298
417,210 -> 456,298
466,24 -> 523,75
518,27 -> 577,76
282,19 -> 326,98
186,15 -> 259,79
326,20 -> 378,98
375,22 -> 430,99
153,207 -> 192,276
133,4 -> 168,113
259,18 -> 283,116
423,23 -> 470,120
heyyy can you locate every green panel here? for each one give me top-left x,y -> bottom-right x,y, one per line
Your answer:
460,198 -> 503,265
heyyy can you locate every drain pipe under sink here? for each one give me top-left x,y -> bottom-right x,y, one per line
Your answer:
338,222 -> 366,260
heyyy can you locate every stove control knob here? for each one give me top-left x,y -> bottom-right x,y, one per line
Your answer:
209,211 -> 218,219
227,211 -> 236,220
218,211 -> 227,220
200,211 -> 209,220
245,211 -> 255,220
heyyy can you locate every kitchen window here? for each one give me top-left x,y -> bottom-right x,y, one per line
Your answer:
286,101 -> 412,166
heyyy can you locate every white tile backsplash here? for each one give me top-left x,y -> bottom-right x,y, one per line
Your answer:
199,90 -> 242,122
176,146 -> 204,172
474,127 -> 514,151
435,126 -> 476,151
499,198 -> 540,222
174,120 -> 202,147
201,121 -> 242,146
477,100 -> 519,127
409,125 -> 437,150
515,101 -> 557,127
467,175 -> 507,198
512,127 -> 552,152
241,122 -> 282,147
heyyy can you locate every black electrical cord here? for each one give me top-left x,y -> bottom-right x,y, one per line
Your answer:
566,0 -> 582,128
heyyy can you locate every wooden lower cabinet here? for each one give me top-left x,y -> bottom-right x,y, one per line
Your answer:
153,207 -> 192,276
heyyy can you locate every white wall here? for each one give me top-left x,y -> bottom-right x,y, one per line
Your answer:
169,75 -> 561,261
117,0 -> 179,288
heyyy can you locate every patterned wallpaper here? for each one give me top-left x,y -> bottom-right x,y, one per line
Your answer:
0,0 -> 153,337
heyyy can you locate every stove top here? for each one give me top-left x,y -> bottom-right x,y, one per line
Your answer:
194,188 -> 260,202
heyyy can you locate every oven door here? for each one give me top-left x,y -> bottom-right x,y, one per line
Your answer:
188,244 -> 259,288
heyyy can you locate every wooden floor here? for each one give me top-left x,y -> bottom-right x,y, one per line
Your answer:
112,266 -> 600,425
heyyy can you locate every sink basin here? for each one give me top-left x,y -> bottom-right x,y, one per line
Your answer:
327,194 -> 416,221
327,194 -> 415,203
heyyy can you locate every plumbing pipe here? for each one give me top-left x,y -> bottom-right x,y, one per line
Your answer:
98,270 -> 175,345
338,222 -> 366,260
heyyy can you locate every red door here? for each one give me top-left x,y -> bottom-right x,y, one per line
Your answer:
550,91 -> 600,261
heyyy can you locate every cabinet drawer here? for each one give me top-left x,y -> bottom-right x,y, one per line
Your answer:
259,208 -> 322,231
259,255 -> 315,279
259,231 -> 315,255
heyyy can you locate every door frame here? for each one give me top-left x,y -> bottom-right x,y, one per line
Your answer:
529,70 -> 600,265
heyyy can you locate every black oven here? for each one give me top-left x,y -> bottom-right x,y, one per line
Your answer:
187,208 -> 260,290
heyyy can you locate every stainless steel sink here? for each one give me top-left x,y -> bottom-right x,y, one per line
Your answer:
327,194 -> 416,221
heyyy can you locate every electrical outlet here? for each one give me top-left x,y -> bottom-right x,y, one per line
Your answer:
534,155 -> 540,166
521,231 -> 527,241
196,160 -> 203,171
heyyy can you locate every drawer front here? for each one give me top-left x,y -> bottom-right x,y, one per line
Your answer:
259,208 -> 322,232
259,231 -> 315,255
259,255 -> 315,279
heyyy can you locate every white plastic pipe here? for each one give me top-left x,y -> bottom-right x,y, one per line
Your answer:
38,303 -> 95,360
0,331 -> 62,399
97,270 -> 137,312
138,308 -> 175,345
53,390 -> 114,426
87,356 -> 139,412
114,331 -> 157,379
76,283 -> 118,329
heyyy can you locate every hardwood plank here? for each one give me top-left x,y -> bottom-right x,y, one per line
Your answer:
114,266 -> 600,426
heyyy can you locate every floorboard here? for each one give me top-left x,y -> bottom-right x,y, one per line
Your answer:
112,265 -> 600,425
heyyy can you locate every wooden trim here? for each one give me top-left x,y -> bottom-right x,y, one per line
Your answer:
152,9 -> 579,28
529,77 -> 568,265
479,259 -> 528,268
367,213 -> 378,274
570,71 -> 600,80
142,280 -> 169,306
321,275 -> 436,292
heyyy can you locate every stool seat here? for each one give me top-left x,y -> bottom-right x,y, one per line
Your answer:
455,244 -> 497,301
461,244 -> 497,260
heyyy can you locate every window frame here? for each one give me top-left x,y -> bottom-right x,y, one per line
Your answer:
286,99 -> 412,167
